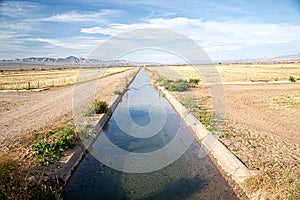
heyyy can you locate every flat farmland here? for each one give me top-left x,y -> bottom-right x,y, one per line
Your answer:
150,63 -> 300,83
0,67 -> 132,90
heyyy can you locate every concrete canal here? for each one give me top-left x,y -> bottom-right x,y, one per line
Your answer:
63,69 -> 238,199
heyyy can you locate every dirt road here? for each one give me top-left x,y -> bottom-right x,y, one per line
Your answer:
0,69 -> 137,153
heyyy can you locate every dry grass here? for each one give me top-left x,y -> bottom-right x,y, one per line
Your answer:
149,63 -> 300,83
217,63 -> 300,82
0,152 -> 63,199
0,67 -> 132,90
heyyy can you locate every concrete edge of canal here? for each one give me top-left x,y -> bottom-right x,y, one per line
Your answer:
157,85 -> 256,199
57,68 -> 141,182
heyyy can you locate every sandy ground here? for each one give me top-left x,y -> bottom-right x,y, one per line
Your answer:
0,69 -> 137,153
220,83 -> 299,170
171,82 -> 300,198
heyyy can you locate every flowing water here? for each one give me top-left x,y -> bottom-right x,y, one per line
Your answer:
63,69 -> 237,200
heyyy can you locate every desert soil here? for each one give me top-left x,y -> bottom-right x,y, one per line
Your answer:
171,82 -> 300,199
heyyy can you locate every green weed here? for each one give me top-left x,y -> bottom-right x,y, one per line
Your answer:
114,90 -> 122,95
76,123 -> 93,139
32,126 -> 76,166
160,79 -> 190,91
188,78 -> 200,87
199,106 -> 211,128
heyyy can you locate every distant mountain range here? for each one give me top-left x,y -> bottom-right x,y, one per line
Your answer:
0,53 -> 299,70
222,52 -> 300,64
0,56 -> 159,70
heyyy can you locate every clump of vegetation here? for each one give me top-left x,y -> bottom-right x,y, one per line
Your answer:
32,126 -> 76,166
76,123 -> 93,139
289,76 -> 296,82
114,90 -> 122,95
84,100 -> 109,116
219,133 -> 230,139
0,154 -> 61,199
83,106 -> 95,117
188,78 -> 200,87
160,79 -> 190,91
93,100 -> 108,114
199,106 -> 211,128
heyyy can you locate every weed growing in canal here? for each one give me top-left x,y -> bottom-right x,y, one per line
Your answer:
159,79 -> 190,91
32,126 -> 76,166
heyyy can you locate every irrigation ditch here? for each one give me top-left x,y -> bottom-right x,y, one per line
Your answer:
61,68 -> 256,199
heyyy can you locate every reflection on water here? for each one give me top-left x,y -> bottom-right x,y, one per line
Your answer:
63,69 -> 237,200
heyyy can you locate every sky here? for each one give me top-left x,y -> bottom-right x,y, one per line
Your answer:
0,0 -> 300,62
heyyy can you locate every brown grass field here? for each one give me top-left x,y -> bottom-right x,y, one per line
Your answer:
0,67 -> 133,90
150,63 -> 300,83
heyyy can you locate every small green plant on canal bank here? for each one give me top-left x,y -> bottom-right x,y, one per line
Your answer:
114,90 -> 122,95
76,123 -> 93,139
93,100 -> 108,114
199,106 -> 212,128
84,100 -> 109,116
32,126 -> 76,166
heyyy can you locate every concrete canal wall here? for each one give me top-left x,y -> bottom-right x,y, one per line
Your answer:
157,86 -> 254,198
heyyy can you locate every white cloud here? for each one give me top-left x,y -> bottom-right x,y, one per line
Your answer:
81,17 -> 300,59
0,1 -> 39,18
26,37 -> 103,50
33,9 -> 121,23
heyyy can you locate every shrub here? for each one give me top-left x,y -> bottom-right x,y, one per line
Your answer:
188,78 -> 200,87
114,90 -> 122,95
160,79 -> 190,91
289,76 -> 296,82
93,100 -> 108,114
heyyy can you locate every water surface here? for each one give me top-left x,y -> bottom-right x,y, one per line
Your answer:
64,69 -> 237,200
